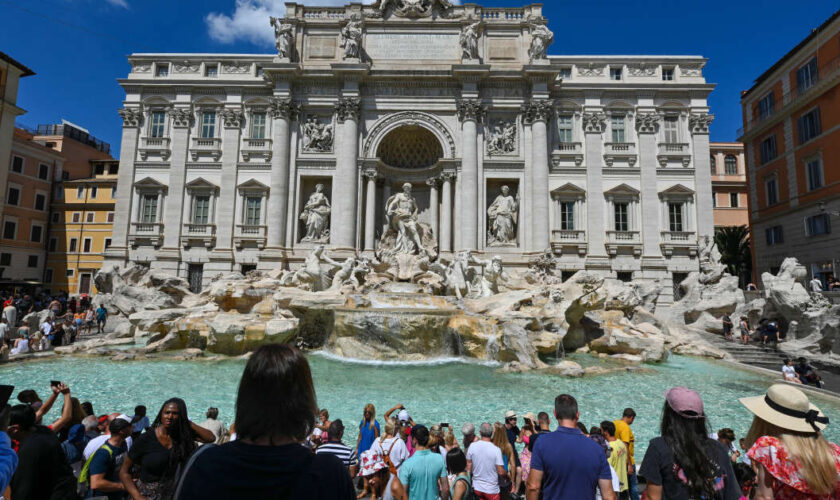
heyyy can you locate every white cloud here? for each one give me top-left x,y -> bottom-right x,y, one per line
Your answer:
105,0 -> 129,8
206,0 -> 462,46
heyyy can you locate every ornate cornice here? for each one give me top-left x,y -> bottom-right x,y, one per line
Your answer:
522,99 -> 554,124
635,112 -> 662,134
170,108 -> 193,128
689,113 -> 714,135
581,111 -> 607,134
335,97 -> 362,123
268,97 -> 299,120
118,107 -> 143,128
456,99 -> 485,123
222,108 -> 245,128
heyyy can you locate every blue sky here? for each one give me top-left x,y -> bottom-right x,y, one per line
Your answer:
1,0 -> 837,157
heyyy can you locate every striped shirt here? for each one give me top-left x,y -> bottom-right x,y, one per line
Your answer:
316,441 -> 358,469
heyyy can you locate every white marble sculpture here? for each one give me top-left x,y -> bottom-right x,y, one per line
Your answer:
302,117 -> 333,153
340,15 -> 364,60
487,120 -> 516,155
460,20 -> 481,61
269,17 -> 295,59
281,244 -> 340,292
300,184 -> 331,242
384,183 -> 427,256
471,255 -> 508,297
487,185 -> 519,246
528,22 -> 553,61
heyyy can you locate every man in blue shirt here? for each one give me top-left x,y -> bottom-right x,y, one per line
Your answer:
0,404 -> 19,494
391,425 -> 449,500
527,394 -> 616,500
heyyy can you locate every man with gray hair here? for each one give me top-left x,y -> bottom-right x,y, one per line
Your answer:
461,422 -> 478,452
466,422 -> 506,500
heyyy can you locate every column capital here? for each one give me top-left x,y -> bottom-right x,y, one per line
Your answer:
635,111 -> 662,134
426,177 -> 439,188
581,111 -> 607,134
335,97 -> 362,123
118,107 -> 143,128
170,107 -> 193,128
441,171 -> 457,182
363,169 -> 378,181
268,97 -> 299,120
221,108 -> 245,128
457,99 -> 485,123
522,99 -> 554,124
689,113 -> 714,135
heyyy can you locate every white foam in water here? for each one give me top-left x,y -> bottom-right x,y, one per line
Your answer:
311,350 -> 501,367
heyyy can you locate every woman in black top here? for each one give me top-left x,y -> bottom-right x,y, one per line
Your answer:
120,397 -> 215,500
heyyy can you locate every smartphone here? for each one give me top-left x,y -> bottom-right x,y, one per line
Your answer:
0,385 -> 13,408
50,380 -> 61,387
440,423 -> 449,428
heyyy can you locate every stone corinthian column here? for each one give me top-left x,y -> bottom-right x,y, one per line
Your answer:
457,99 -> 483,251
525,99 -> 554,251
267,98 -> 296,248
690,112 -> 715,239
582,111 -> 607,258
334,97 -> 362,249
214,108 -> 245,251
440,172 -> 455,253
163,105 -> 201,250
109,107 -> 143,258
427,177 -> 439,248
364,170 -> 377,251
636,111 -> 663,258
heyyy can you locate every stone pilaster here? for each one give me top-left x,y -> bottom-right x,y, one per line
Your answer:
636,111 -> 664,258
106,107 -> 143,261
427,177 -> 439,249
213,108 -> 244,255
689,112 -> 715,238
333,97 -> 362,249
523,99 -> 554,251
440,172 -> 454,253
161,106 -> 196,251
266,98 -> 297,248
364,170 -> 377,251
457,99 -> 484,250
582,111 -> 608,260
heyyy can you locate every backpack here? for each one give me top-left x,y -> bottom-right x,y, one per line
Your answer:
78,442 -> 119,497
455,475 -> 477,500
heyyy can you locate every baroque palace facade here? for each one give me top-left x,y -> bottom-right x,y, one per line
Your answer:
105,0 -> 716,302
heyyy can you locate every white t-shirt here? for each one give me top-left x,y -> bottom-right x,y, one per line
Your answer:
465,440 -> 503,494
0,323 -> 8,340
782,365 -> 797,379
371,436 -> 409,469
810,279 -> 823,292
83,434 -> 133,461
595,464 -> 620,500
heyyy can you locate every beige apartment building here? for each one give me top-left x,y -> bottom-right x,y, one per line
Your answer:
710,142 -> 749,228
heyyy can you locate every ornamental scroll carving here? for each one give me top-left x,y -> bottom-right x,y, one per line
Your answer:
131,63 -> 151,73
457,99 -> 485,123
522,100 -> 554,124
689,113 -> 714,135
222,62 -> 251,74
221,109 -> 245,128
118,108 -> 143,127
627,64 -> 656,77
170,108 -> 193,128
335,97 -> 361,123
173,61 -> 200,73
578,65 -> 604,77
268,98 -> 299,120
635,112 -> 662,134
582,112 -> 607,133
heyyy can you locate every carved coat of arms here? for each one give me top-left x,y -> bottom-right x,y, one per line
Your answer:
371,0 -> 454,18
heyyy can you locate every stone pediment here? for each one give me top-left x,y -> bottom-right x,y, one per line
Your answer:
659,184 -> 695,197
604,183 -> 640,197
185,177 -> 220,193
551,183 -> 586,198
134,177 -> 167,192
237,179 -> 269,193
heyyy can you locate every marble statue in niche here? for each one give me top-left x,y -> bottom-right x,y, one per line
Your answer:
487,185 -> 519,246
300,183 -> 331,243
384,183 -> 428,256
486,120 -> 516,155
528,22 -> 553,61
301,117 -> 334,153
269,17 -> 295,59
460,20 -> 481,61
340,14 -> 364,60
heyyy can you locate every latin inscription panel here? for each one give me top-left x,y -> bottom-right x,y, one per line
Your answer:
366,33 -> 460,60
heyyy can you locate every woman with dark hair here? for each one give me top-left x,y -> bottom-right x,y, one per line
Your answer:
119,398 -> 215,500
638,387 -> 740,500
446,447 -> 471,500
175,344 -> 355,499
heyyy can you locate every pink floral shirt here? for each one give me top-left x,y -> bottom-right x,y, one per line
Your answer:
747,436 -> 840,499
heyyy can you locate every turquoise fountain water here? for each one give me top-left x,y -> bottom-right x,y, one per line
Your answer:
2,354 -> 838,459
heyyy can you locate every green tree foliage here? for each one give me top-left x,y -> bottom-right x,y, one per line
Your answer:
714,225 -> 752,286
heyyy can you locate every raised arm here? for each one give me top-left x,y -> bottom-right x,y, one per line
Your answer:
190,420 -> 217,444
36,385 -> 60,423
49,384 -> 73,433
384,404 -> 404,421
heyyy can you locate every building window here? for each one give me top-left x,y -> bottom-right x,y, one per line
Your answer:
83,238 -> 92,253
0,254 -> 9,266
72,213 -> 81,223
560,202 -> 575,230
30,225 -> 42,243
724,155 -> 738,175
95,164 -> 105,175
759,135 -> 777,164
668,202 -> 684,232
104,238 -> 112,248
765,226 -> 783,245
44,269 -> 53,284
245,196 -> 262,226
611,115 -> 626,143
256,67 -> 265,77
155,63 -> 169,77
192,196 -> 211,225
662,68 -> 674,81
107,212 -> 115,223
86,212 -> 95,223
805,213 -> 831,236
558,67 -> 572,79
205,64 -> 218,77
27,255 -> 37,268
609,67 -> 622,80
69,238 -> 78,252
91,186 -> 98,198
806,158 -> 823,191
2,221 -> 16,240
797,108 -> 821,144
48,237 -> 57,252
38,164 -> 49,180
758,92 -> 774,119
140,194 -> 158,223
11,156 -> 23,173
201,112 -> 216,138
251,112 -> 267,139
710,156 -> 717,175
55,186 -> 63,199
109,164 -> 119,175
77,186 -> 85,199
111,186 -> 117,199
729,193 -> 739,208
617,271 -> 633,282
7,186 -> 20,206
66,268 -> 75,277
663,117 -> 679,144
614,202 -> 629,232
150,111 -> 166,138
796,57 -> 818,93
765,177 -> 779,206
712,194 -> 717,208
557,115 -> 573,143
51,212 -> 60,223
34,193 -> 46,211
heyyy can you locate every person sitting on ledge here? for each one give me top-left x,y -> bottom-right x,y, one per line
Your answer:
781,359 -> 802,385
795,357 -> 824,388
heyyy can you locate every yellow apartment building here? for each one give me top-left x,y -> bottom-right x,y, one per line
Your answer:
46,159 -> 117,294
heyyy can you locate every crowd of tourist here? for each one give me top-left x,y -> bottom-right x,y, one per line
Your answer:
0,291 -> 108,359
1,343 -> 839,499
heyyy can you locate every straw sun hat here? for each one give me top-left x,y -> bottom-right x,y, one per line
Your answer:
740,384 -> 830,434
